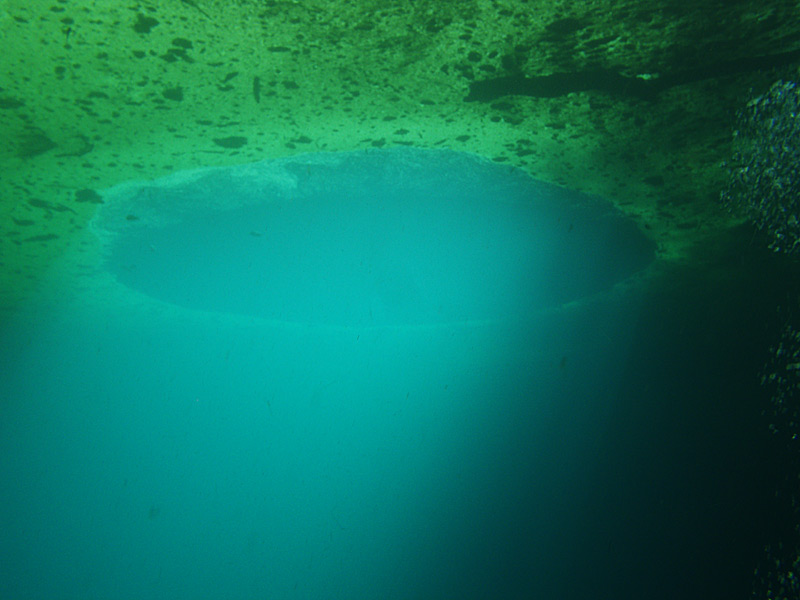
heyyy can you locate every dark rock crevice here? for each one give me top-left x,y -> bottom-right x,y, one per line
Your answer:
465,48 -> 800,102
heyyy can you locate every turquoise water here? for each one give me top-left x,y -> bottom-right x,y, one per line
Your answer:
0,149 -> 778,598
99,149 -> 653,325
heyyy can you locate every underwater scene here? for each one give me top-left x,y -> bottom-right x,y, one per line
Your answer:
2,1 -> 800,599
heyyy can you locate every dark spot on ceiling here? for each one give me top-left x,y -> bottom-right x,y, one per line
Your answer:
0,97 -> 24,109
171,37 -> 193,49
133,14 -> 159,34
17,130 -> 56,158
75,188 -> 103,204
213,136 -> 248,149
162,87 -> 184,102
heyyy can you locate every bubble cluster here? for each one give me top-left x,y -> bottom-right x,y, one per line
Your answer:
721,80 -> 800,255
752,543 -> 800,600
762,324 -> 800,442
755,323 -> 800,599
724,80 -> 800,599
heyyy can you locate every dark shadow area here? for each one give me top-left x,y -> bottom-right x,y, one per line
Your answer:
465,49 -> 800,102
587,229 -> 800,600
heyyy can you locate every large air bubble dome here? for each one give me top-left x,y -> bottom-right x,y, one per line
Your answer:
94,148 -> 655,325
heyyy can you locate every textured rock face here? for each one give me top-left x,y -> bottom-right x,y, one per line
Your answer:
3,0 -> 800,307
